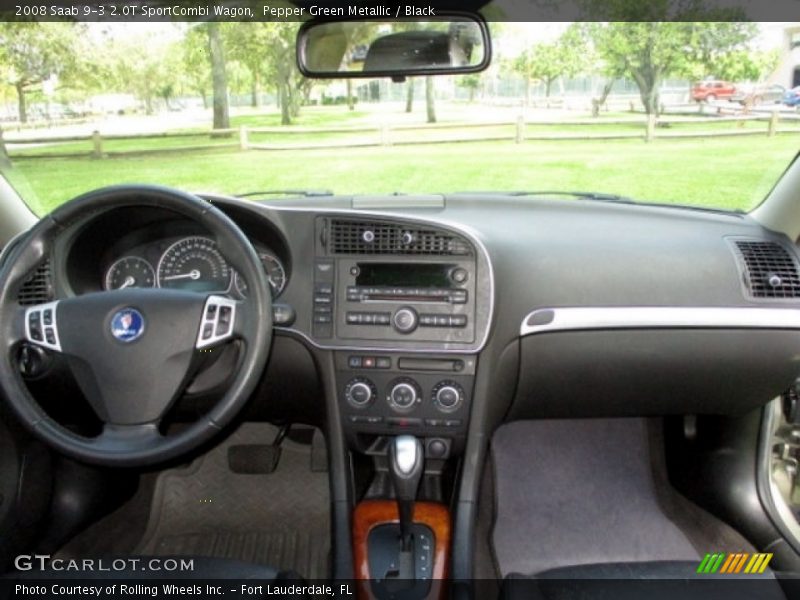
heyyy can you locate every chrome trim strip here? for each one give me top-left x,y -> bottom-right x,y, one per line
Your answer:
207,197 -> 496,354
520,306 -> 800,337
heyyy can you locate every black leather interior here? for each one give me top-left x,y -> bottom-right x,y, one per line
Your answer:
502,561 -> 795,600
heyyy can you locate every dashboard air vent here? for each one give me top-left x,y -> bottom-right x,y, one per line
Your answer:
17,259 -> 54,306
734,240 -> 800,299
329,219 -> 472,256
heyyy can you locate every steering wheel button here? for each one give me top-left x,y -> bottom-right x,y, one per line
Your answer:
215,320 -> 231,336
45,328 -> 56,345
30,325 -> 43,342
43,309 -> 53,325
219,305 -> 232,322
202,323 -> 214,339
206,304 -> 217,319
29,311 -> 40,324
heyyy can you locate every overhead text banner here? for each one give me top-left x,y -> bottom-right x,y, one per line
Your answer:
0,0 -> 797,22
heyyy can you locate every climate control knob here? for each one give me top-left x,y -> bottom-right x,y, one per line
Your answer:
432,381 -> 464,413
392,307 -> 418,334
345,378 -> 376,408
387,378 -> 421,413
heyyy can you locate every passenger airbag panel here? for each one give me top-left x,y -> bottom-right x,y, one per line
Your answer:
511,329 -> 800,418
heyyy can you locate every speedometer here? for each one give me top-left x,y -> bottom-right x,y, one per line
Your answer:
157,236 -> 231,293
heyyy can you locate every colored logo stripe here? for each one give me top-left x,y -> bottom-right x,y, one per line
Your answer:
697,552 -> 773,574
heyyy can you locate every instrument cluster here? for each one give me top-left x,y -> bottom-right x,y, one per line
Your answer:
103,235 -> 287,299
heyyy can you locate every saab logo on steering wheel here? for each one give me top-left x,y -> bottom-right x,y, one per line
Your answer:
110,308 -> 145,343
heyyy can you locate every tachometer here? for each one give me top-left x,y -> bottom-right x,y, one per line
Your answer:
104,256 -> 155,290
157,236 -> 231,293
234,252 -> 287,298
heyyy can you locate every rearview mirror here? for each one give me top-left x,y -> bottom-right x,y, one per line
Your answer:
297,16 -> 490,79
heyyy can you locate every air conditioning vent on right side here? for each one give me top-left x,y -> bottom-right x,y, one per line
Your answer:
734,240 -> 800,299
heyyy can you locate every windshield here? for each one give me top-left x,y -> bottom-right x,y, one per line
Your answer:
0,20 -> 797,215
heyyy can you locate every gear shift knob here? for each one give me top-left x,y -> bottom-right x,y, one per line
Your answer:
388,435 -> 424,551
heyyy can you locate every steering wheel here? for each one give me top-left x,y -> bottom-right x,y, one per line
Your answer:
0,185 -> 273,467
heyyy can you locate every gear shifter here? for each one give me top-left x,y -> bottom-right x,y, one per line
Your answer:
388,435 -> 424,552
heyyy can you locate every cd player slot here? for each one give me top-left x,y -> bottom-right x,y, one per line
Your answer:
363,294 -> 448,303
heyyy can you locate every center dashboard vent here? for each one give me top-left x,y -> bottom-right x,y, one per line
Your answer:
734,240 -> 800,299
328,218 -> 472,256
17,259 -> 54,306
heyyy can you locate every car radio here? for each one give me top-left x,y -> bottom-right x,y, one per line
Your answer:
336,259 -> 476,343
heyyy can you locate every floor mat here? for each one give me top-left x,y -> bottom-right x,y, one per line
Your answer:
491,419 -> 699,577
135,423 -> 330,579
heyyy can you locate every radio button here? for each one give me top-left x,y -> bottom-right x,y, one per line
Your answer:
392,307 -> 418,334
449,315 -> 468,327
451,268 -> 469,284
451,290 -> 468,304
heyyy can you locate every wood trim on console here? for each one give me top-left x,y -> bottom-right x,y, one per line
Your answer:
352,500 -> 451,599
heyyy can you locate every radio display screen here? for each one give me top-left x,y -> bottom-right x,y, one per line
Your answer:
356,263 -> 454,288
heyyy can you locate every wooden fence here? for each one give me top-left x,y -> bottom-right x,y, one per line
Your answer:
3,110 -> 798,160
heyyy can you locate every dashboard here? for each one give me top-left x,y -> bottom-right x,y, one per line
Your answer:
15,191 -> 800,456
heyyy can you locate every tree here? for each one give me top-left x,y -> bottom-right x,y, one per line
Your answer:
511,28 -> 588,102
579,1 -> 755,115
458,74 -> 481,102
405,78 -> 414,112
425,76 -> 436,123
707,49 -> 779,84
182,25 -> 212,108
207,22 -> 230,130
0,22 -> 78,122
99,30 -> 180,115
224,23 -> 273,108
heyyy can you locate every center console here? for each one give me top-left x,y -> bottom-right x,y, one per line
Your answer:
311,215 -> 492,452
309,215 -> 490,594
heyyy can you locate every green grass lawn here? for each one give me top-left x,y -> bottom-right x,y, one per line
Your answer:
5,133 -> 798,216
